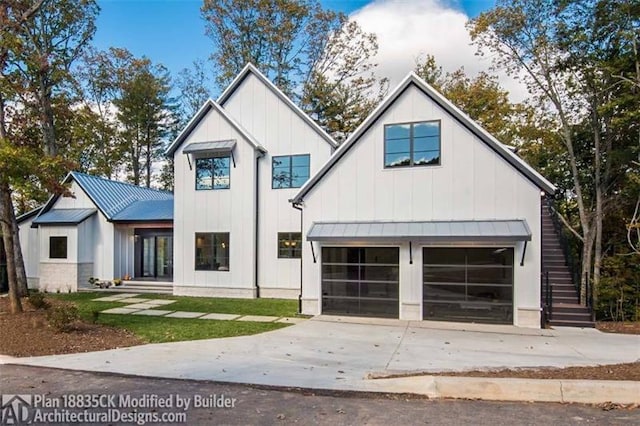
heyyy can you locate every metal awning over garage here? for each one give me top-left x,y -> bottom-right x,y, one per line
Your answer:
307,220 -> 532,243
32,208 -> 97,226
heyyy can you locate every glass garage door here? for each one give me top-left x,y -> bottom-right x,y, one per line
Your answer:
322,247 -> 399,318
423,247 -> 513,324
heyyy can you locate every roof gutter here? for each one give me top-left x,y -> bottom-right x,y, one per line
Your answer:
254,150 -> 265,298
291,200 -> 304,314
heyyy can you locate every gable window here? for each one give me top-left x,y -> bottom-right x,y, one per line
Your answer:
272,154 -> 310,189
195,233 -> 229,271
49,236 -> 67,259
384,121 -> 440,168
196,156 -> 230,190
278,232 -> 302,258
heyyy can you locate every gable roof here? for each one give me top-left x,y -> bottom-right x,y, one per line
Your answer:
111,199 -> 173,222
165,99 -> 267,156
217,63 -> 338,150
34,172 -> 173,223
16,206 -> 43,224
32,208 -> 97,226
291,73 -> 556,204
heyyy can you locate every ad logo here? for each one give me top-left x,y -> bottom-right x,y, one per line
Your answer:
1,395 -> 32,425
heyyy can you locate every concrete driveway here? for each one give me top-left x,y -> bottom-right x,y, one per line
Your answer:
7,316 -> 640,392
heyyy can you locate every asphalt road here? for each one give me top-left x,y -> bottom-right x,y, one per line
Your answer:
1,365 -> 638,425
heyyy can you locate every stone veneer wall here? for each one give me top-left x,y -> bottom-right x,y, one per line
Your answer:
38,262 -> 93,293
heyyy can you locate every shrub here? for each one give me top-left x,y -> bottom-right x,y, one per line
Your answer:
29,291 -> 50,310
47,305 -> 80,332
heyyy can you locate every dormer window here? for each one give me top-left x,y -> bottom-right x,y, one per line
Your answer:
272,154 -> 310,189
384,120 -> 441,168
196,156 -> 231,190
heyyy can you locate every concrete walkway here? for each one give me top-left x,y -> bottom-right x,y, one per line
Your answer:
93,293 -> 304,324
6,316 -> 639,402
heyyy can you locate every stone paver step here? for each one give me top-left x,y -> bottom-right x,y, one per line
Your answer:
94,295 -> 304,324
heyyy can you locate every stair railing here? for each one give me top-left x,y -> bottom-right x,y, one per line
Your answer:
541,270 -> 552,326
544,198 -> 582,298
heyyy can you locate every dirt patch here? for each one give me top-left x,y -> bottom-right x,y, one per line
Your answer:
428,362 -> 640,381
597,321 -> 640,335
0,296 -> 143,357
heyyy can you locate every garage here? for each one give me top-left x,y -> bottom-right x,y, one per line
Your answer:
321,247 -> 399,318
423,247 -> 514,324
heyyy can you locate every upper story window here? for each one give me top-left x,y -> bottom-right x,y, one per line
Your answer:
196,156 -> 230,190
272,154 -> 310,189
384,120 -> 441,168
49,236 -> 67,259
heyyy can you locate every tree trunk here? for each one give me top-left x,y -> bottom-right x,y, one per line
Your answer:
11,212 -> 28,297
592,104 -> 604,318
0,185 -> 23,313
38,71 -> 57,156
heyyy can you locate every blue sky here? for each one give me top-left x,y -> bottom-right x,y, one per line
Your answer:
93,0 -> 497,88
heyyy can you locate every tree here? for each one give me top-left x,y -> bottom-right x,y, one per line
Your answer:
201,0 -> 387,141
468,0 -> 639,310
413,54 -> 535,146
0,0 -> 96,312
175,59 -> 212,124
113,55 -> 177,187
73,47 -> 122,178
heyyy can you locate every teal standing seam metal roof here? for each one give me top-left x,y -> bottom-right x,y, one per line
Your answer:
32,208 -> 97,226
33,172 -> 174,224
111,199 -> 173,222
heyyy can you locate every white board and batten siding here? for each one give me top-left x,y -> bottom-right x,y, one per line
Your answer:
221,72 -> 334,298
18,216 -> 39,288
299,84 -> 543,327
50,181 -> 112,281
173,106 -> 258,298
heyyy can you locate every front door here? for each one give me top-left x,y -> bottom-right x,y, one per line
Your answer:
135,230 -> 173,281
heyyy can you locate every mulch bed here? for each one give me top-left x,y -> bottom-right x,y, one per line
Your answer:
431,362 -> 640,381
597,321 -> 640,335
0,296 -> 143,357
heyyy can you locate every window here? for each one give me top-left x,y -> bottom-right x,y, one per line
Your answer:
195,233 -> 229,271
384,121 -> 440,168
278,232 -> 302,258
196,156 -> 230,190
49,236 -> 67,259
272,154 -> 310,189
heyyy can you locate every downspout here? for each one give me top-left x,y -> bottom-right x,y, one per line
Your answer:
292,201 -> 303,314
254,152 -> 264,298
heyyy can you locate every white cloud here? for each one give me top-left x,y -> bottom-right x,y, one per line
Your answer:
350,0 -> 529,102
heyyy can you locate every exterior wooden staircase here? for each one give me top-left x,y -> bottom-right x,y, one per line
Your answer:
541,201 -> 595,328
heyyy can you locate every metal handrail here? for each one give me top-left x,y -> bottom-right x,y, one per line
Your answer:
541,270 -> 552,326
544,198 -> 582,298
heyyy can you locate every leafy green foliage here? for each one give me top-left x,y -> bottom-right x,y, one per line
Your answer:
201,0 -> 387,141
47,304 -> 80,332
28,291 -> 50,310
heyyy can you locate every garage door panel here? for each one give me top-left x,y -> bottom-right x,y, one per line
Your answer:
322,247 -> 399,318
423,247 -> 514,324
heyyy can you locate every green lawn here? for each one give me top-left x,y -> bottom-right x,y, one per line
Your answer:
50,292 -> 297,343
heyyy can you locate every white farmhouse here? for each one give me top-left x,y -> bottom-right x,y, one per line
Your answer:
12,66 -> 568,328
